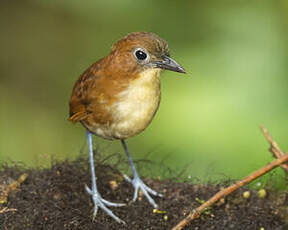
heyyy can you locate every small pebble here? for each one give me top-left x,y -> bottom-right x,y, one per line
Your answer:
258,189 -> 266,198
109,180 -> 118,190
153,209 -> 166,214
243,191 -> 250,199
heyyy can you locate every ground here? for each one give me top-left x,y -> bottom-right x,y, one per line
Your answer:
0,157 -> 287,230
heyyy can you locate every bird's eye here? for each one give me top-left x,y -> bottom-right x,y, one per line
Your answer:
134,49 -> 148,61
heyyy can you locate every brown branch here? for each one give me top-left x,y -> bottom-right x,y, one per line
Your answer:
0,207 -> 17,214
260,125 -> 288,173
172,127 -> 288,230
0,173 -> 28,205
172,154 -> 288,230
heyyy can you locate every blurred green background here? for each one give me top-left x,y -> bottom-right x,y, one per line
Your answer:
1,0 -> 288,186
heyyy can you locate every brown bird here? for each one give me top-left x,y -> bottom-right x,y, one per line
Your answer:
69,32 -> 185,223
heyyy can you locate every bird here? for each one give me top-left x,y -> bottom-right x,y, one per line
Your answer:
69,32 -> 185,223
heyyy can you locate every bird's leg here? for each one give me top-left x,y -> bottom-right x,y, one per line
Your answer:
86,131 -> 125,224
121,140 -> 163,208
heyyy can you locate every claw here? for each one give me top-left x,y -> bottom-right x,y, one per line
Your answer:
132,185 -> 140,202
126,175 -> 162,208
92,205 -> 98,220
143,183 -> 163,197
120,140 -> 162,209
85,185 -> 126,224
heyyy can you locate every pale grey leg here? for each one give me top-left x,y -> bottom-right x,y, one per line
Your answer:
121,139 -> 162,208
86,131 -> 125,224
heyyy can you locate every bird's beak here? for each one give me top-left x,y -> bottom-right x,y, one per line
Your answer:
153,55 -> 186,73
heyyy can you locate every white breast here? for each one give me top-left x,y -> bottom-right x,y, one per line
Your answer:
110,68 -> 161,139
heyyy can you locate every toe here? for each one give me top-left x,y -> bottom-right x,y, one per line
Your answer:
122,174 -> 132,183
132,184 -> 140,202
92,205 -> 99,219
85,185 -> 125,223
143,183 -> 163,197
141,186 -> 158,208
101,199 -> 126,207
98,201 -> 126,224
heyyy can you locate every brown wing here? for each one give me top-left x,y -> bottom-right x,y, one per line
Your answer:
69,63 -> 101,123
69,54 -> 134,126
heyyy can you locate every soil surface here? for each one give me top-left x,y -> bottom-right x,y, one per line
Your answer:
0,157 -> 287,230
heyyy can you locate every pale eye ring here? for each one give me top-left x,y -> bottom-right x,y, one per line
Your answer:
134,48 -> 149,62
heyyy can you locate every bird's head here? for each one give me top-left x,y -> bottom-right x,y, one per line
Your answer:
106,32 -> 185,76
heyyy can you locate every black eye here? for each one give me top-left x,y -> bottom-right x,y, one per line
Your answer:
135,50 -> 147,61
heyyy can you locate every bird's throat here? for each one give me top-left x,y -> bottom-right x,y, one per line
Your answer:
109,68 -> 162,139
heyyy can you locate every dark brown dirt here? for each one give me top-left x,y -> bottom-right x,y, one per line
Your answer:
0,157 -> 287,230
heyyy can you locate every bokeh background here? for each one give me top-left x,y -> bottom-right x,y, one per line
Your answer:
1,0 -> 288,187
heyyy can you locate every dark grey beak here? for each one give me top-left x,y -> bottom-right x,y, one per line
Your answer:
154,55 -> 186,73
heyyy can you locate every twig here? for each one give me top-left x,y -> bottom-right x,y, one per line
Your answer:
260,125 -> 288,173
0,173 -> 28,205
172,154 -> 288,230
172,127 -> 288,230
0,207 -> 17,214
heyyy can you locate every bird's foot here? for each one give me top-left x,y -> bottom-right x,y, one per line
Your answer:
123,174 -> 163,208
85,185 -> 126,224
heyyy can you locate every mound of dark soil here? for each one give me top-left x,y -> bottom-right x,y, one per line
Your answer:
0,157 -> 287,230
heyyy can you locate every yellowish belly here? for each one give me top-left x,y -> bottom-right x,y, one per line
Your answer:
93,68 -> 161,140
